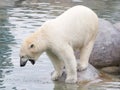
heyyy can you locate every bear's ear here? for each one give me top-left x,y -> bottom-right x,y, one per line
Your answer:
29,44 -> 34,48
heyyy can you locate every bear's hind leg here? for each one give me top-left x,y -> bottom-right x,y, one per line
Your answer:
47,51 -> 64,81
77,40 -> 95,71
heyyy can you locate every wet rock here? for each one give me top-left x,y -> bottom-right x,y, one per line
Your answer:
56,64 -> 100,83
75,19 -> 120,68
114,22 -> 120,31
101,66 -> 120,75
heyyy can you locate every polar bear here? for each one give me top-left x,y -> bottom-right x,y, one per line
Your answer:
19,5 -> 98,83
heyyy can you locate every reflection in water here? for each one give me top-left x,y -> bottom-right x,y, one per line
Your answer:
0,0 -> 120,90
54,81 -> 120,90
54,82 -> 86,90
0,9 -> 14,67
54,82 -> 79,90
0,8 -> 15,88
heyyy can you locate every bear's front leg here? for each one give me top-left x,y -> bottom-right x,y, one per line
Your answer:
46,50 -> 64,81
56,45 -> 77,83
51,70 -> 62,81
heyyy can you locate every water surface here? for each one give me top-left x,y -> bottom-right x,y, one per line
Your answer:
0,0 -> 120,90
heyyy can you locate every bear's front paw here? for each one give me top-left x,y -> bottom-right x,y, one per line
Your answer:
65,76 -> 77,84
77,63 -> 88,71
51,71 -> 62,81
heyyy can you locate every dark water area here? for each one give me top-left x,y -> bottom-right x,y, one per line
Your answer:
0,0 -> 120,90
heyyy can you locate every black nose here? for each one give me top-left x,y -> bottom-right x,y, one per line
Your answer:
29,59 -> 35,65
20,60 -> 27,67
20,63 -> 26,67
20,61 -> 27,67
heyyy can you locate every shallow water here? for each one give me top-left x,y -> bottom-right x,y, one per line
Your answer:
0,0 -> 120,90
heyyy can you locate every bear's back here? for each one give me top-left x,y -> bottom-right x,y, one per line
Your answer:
41,5 -> 98,48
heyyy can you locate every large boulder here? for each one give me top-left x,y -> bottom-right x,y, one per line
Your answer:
75,19 -> 120,68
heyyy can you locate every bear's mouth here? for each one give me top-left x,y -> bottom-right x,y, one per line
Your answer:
29,59 -> 35,65
20,58 -> 35,67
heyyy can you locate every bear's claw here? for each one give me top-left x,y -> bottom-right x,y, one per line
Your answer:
65,77 -> 77,84
77,63 -> 88,72
51,71 -> 62,81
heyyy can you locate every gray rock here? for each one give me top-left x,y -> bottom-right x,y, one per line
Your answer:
90,19 -> 120,68
75,19 -> 120,68
101,66 -> 120,74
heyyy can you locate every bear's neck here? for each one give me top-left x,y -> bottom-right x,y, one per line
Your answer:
35,29 -> 49,52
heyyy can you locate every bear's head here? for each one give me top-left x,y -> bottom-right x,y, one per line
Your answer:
19,33 -> 47,67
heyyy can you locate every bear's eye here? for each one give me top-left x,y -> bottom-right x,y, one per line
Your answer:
21,56 -> 24,58
30,44 -> 34,48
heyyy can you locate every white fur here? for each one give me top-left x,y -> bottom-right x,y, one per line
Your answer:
21,5 -> 98,83
43,5 -> 98,83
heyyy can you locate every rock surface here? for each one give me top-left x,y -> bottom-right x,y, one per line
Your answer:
75,19 -> 120,68
101,66 -> 120,74
56,64 -> 100,83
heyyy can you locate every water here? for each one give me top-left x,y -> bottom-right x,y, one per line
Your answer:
0,0 -> 120,90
